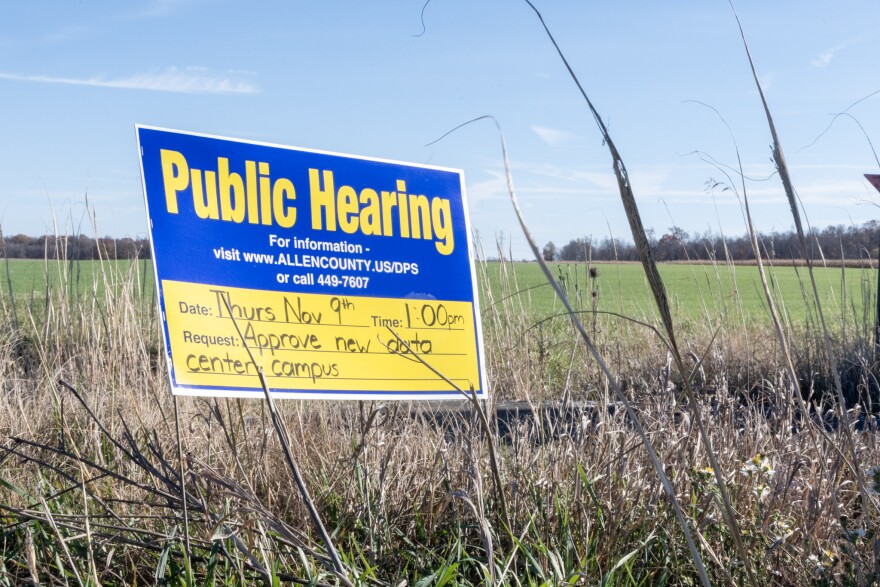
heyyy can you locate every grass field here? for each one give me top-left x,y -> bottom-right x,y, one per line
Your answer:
482,260 -> 877,330
0,257 -> 155,301
2,257 -> 874,331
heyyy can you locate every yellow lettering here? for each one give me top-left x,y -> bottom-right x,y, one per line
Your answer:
272,178 -> 296,228
157,156 -> 455,254
337,186 -> 359,234
396,180 -> 410,238
218,158 -> 246,223
408,194 -> 431,240
245,160 -> 258,224
432,198 -> 454,255
259,162 -> 272,226
192,170 -> 220,219
380,190 -> 397,237
310,169 -> 336,231
160,149 -> 189,214
359,189 -> 381,236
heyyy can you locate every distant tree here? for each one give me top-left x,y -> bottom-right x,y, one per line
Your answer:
654,226 -> 690,261
0,234 -> 150,259
559,237 -> 589,261
542,241 -> 558,261
669,226 -> 689,242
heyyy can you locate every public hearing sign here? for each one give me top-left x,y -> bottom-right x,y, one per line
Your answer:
137,126 -> 486,400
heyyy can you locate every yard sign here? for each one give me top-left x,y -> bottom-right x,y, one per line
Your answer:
137,126 -> 486,400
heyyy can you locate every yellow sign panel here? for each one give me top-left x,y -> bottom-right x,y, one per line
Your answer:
163,280 -> 481,395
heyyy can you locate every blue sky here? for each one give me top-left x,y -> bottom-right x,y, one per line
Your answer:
1,1 -> 879,258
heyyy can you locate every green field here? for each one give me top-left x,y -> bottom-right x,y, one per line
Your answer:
482,260 -> 876,329
1,257 -> 874,329
0,258 -> 155,300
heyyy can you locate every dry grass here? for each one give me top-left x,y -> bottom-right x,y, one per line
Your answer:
0,252 -> 877,585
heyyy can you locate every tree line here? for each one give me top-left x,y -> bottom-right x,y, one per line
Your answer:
0,234 -> 151,260
542,221 -> 880,263
3,221 -> 879,263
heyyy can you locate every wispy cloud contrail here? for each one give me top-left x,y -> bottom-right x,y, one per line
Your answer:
0,66 -> 259,95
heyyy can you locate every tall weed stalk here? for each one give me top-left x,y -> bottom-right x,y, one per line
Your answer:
523,1 -> 756,583
729,5 -> 877,583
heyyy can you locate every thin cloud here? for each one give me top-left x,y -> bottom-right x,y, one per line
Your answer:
756,71 -> 777,92
809,36 -> 867,68
0,67 -> 259,95
811,44 -> 845,68
467,170 -> 508,203
531,125 -> 575,147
